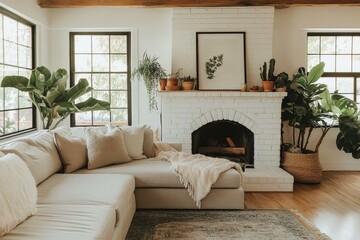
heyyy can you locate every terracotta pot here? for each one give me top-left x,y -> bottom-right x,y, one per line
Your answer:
167,78 -> 178,87
159,78 -> 167,90
262,81 -> 274,92
276,87 -> 287,92
182,81 -> 194,90
281,151 -> 322,183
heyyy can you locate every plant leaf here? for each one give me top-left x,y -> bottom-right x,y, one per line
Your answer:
1,76 -> 34,91
75,97 -> 110,112
307,62 -> 325,84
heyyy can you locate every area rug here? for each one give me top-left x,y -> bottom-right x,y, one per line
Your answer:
126,209 -> 331,240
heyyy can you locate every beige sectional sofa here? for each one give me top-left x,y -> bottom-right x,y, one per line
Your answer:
0,127 -> 244,240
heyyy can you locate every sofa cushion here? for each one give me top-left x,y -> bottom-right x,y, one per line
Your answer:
1,204 -> 115,240
53,132 -> 87,173
37,174 -> 135,226
1,131 -> 62,185
143,125 -> 154,158
0,154 -> 37,237
86,128 -> 132,169
76,159 -> 241,189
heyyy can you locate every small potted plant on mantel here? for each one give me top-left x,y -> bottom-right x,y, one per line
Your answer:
166,68 -> 182,90
180,75 -> 197,90
260,58 -> 276,92
275,72 -> 290,92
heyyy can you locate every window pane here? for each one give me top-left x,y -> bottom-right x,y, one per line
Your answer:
353,37 -> 360,54
75,112 -> 92,126
5,88 -> 18,109
321,36 -> 335,54
75,35 -> 91,53
337,77 -> 354,93
336,55 -> 351,72
92,54 -> 109,72
111,74 -> 127,90
336,36 -> 352,54
75,73 -> 92,85
19,91 -> 31,108
93,111 -> 110,125
75,54 -> 91,72
18,45 -> 31,68
308,55 -> 320,71
4,41 -> 17,65
93,91 -> 109,102
111,91 -> 127,108
19,109 -> 32,130
357,78 -> 360,103
92,73 -> 109,90
110,55 -> 127,72
0,88 -> 3,110
308,36 -> 320,54
4,110 -> 18,134
4,16 -> 17,42
18,23 -> 31,47
92,35 -> 109,54
0,39 -> 3,64
353,55 -> 360,72
318,77 -> 336,93
110,36 -> 127,53
111,109 -> 128,124
321,55 -> 335,72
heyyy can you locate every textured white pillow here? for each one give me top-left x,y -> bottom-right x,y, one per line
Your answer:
108,124 -> 146,160
0,153 -> 37,236
86,128 -> 132,169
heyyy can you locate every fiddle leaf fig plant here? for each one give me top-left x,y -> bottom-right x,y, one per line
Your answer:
1,66 -> 110,129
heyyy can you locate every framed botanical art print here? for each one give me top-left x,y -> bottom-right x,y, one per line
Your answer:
196,32 -> 246,90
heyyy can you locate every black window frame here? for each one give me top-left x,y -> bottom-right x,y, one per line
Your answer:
69,32 -> 132,127
307,32 -> 360,103
0,7 -> 37,139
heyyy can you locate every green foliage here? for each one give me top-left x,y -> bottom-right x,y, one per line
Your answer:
1,66 -> 110,129
260,58 -> 276,81
181,75 -> 197,82
275,72 -> 289,88
132,52 -> 166,111
205,54 -> 223,80
337,116 -> 360,159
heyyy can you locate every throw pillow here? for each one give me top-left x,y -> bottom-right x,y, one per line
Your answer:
54,132 -> 87,173
108,123 -> 146,160
86,128 -> 132,169
143,125 -> 155,158
0,153 -> 37,236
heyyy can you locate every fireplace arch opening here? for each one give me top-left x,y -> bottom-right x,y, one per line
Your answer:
192,120 -> 254,167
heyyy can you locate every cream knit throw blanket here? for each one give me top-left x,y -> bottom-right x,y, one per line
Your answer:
156,151 -> 243,208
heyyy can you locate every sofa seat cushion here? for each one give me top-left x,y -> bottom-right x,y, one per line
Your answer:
76,159 -> 241,189
37,174 -> 135,226
1,204 -> 115,240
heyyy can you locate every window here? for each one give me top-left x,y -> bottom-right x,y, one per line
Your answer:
70,32 -> 131,126
0,7 -> 36,138
307,33 -> 360,104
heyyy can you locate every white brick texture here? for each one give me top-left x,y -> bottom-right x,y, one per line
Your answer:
172,7 -> 274,85
159,91 -> 286,168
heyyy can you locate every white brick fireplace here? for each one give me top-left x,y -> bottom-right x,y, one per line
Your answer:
159,91 -> 294,192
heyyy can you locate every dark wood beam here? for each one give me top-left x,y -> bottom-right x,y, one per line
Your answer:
37,0 -> 360,8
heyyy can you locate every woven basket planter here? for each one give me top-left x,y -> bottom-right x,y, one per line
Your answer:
281,152 -> 322,184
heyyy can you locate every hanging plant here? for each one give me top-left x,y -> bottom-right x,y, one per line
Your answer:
132,52 -> 166,111
205,54 -> 223,79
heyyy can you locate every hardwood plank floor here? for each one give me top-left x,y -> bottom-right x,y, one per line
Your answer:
245,171 -> 360,240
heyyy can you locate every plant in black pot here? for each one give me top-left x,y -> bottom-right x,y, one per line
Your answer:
281,62 -> 360,183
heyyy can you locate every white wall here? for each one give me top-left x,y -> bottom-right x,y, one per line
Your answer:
48,7 -> 172,128
274,6 -> 360,170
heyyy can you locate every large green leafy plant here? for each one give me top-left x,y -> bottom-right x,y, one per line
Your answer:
132,52 -> 166,111
282,62 -> 360,158
1,66 -> 110,129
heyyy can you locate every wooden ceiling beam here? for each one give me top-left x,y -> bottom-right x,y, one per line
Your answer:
37,0 -> 360,8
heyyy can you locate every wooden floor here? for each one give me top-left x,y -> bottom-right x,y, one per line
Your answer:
245,171 -> 360,240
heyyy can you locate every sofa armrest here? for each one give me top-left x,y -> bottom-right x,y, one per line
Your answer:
168,143 -> 182,152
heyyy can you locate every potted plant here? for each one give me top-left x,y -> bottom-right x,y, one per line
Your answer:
1,66 -> 110,129
180,75 -> 197,90
166,68 -> 182,90
132,52 -> 166,111
275,72 -> 289,92
281,62 -> 360,183
260,58 -> 276,92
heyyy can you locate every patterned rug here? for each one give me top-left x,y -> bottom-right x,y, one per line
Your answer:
126,209 -> 331,240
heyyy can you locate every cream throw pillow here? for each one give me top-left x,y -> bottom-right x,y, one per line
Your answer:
54,132 -> 87,173
154,141 -> 178,156
0,154 -> 37,236
86,128 -> 132,169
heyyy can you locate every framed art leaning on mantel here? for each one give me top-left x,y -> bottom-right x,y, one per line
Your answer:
196,32 -> 247,90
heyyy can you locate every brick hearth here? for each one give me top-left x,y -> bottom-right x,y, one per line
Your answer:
158,91 -> 294,192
